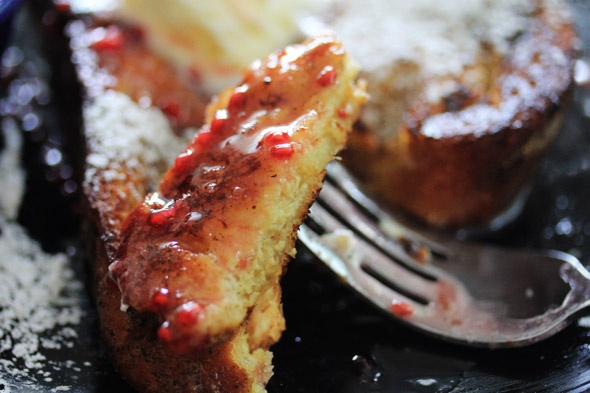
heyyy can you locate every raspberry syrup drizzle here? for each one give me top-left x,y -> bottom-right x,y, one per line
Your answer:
108,36 -> 346,353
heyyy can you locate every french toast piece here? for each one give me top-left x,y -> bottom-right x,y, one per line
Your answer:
108,33 -> 367,354
74,7 -> 366,389
329,0 -> 578,227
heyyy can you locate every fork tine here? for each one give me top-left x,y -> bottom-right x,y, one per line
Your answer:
299,161 -> 590,348
299,223 -> 430,317
306,202 -> 441,305
325,162 -> 450,259
315,179 -> 440,280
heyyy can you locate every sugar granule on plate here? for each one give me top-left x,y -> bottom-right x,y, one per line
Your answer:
0,92 -> 84,392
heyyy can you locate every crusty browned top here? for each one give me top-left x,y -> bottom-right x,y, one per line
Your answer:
72,18 -> 206,132
402,0 -> 577,140
341,0 -> 577,227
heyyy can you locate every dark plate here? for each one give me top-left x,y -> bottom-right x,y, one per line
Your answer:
2,1 -> 590,392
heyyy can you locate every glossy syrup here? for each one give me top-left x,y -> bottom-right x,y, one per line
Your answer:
108,36 -> 352,353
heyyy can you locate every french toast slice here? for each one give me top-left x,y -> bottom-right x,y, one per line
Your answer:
70,6 -> 366,390
108,33 -> 367,354
326,0 -> 578,227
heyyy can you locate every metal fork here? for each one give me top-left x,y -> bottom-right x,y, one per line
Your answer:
298,161 -> 590,348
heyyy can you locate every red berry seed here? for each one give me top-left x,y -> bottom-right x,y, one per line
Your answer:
338,107 -> 348,119
174,148 -> 195,174
262,132 -> 294,159
210,110 -> 228,133
196,128 -> 213,146
161,99 -> 181,119
152,288 -> 170,309
390,300 -> 413,317
228,85 -> 248,110
263,131 -> 291,146
317,65 -> 337,86
149,204 -> 177,226
157,323 -> 172,343
270,143 -> 294,159
91,26 -> 124,51
176,302 -> 202,326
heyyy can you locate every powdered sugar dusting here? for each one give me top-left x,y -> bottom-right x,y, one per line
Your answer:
311,0 -> 566,137
0,127 -> 84,392
0,221 -> 84,391
327,0 -> 535,77
83,90 -> 192,188
0,50 -> 84,392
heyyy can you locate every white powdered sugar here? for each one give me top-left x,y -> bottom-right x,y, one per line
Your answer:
0,110 -> 83,392
0,222 -> 83,389
83,90 -> 192,188
311,0 -> 550,136
326,0 -> 535,78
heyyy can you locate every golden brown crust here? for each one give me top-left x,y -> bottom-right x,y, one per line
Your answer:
341,0 -> 578,227
87,219 -> 262,393
82,20 -> 207,130
108,35 -> 366,355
